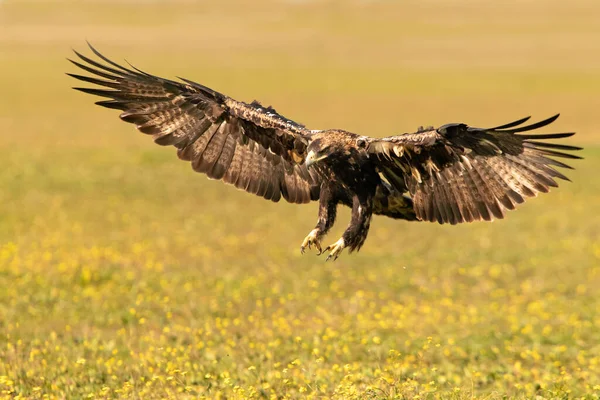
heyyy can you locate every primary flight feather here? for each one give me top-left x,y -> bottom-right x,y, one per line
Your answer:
68,44 -> 582,260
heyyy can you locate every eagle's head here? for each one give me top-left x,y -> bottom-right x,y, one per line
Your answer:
305,131 -> 364,168
305,139 -> 333,167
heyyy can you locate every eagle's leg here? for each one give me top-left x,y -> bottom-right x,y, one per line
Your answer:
323,195 -> 372,261
301,187 -> 337,254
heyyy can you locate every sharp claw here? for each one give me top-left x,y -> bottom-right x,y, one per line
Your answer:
301,229 -> 322,256
319,246 -> 329,256
322,238 -> 345,261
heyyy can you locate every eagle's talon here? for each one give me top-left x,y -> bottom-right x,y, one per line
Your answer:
300,229 -> 322,255
323,238 -> 345,261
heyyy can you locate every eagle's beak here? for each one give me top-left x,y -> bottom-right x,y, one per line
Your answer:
305,150 -> 327,167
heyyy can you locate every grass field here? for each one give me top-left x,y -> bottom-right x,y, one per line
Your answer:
1,0 -> 600,398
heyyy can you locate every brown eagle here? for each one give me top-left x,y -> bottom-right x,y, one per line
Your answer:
68,44 -> 582,260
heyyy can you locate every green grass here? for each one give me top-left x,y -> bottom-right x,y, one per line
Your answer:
1,0 -> 600,398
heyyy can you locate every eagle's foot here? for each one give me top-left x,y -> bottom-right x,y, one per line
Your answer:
323,238 -> 345,261
300,229 -> 322,255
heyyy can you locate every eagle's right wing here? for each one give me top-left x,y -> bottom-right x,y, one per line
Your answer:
68,44 -> 320,203
367,115 -> 582,224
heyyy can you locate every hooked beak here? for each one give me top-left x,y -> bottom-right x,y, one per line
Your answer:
305,150 -> 327,167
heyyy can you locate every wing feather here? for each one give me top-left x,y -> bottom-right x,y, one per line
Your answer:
440,169 -> 463,224
209,123 -> 237,180
368,115 -> 581,224
69,44 -> 320,204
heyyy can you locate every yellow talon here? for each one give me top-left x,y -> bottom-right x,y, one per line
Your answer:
323,238 -> 345,261
300,229 -> 322,254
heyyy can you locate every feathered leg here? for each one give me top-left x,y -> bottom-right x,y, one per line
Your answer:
300,186 -> 337,254
323,195 -> 373,261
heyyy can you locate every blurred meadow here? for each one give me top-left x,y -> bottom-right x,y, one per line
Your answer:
1,0 -> 600,398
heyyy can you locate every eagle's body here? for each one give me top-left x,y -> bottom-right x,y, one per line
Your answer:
69,45 -> 582,260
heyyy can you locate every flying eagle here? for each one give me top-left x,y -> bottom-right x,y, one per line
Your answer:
68,45 -> 582,260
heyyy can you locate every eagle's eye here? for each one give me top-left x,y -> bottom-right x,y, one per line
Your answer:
318,145 -> 331,155
357,139 -> 367,148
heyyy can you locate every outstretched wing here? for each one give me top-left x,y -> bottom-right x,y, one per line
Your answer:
367,115 -> 582,224
68,44 -> 320,203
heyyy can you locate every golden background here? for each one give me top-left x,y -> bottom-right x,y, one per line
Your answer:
0,1 -> 599,398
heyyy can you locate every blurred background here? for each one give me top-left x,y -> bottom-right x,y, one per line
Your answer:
0,0 -> 599,398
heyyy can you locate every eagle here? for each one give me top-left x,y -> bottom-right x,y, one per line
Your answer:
68,44 -> 582,260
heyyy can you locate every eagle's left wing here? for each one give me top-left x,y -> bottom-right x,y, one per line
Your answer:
68,44 -> 320,204
366,115 -> 582,224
